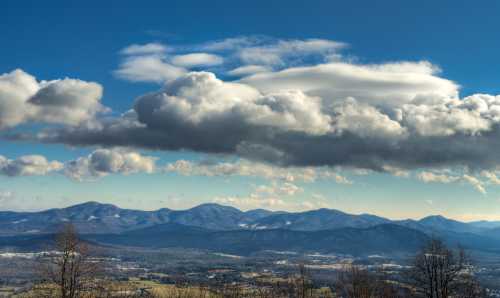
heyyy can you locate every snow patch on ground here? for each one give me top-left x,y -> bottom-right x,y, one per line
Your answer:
213,252 -> 243,259
12,219 -> 28,224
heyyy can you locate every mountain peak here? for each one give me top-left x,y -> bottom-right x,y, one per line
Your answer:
195,203 -> 227,208
420,215 -> 450,222
190,203 -> 242,212
306,208 -> 346,215
68,201 -> 112,208
64,201 -> 120,211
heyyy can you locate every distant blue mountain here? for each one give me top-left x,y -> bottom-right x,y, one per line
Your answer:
85,223 -> 430,256
396,215 -> 484,235
247,208 -> 391,231
0,202 -> 282,235
469,220 -> 500,229
3,201 -> 500,256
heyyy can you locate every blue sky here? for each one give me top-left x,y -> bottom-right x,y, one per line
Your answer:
1,0 -> 500,221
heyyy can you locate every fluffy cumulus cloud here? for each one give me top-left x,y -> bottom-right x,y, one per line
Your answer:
6,37 -> 500,193
332,98 -> 407,139
400,94 -> 499,137
0,69 -> 105,129
64,149 -> 156,181
0,155 -> 63,176
0,149 -> 156,181
32,63 -> 500,175
0,69 -> 38,129
78,71 -> 328,153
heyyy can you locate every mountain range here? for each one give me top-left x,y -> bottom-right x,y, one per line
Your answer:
2,202 -> 500,256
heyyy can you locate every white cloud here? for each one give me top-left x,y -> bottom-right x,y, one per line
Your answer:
0,149 -> 156,181
114,55 -> 186,83
164,159 -> 351,184
0,69 -> 105,129
133,71 -> 331,136
114,42 -> 186,83
200,36 -> 259,51
400,94 -> 499,137
236,38 -> 346,66
255,182 -> 303,196
213,194 -> 286,211
171,53 -> 223,67
33,65 -> 500,174
332,98 -> 407,139
0,69 -> 39,129
256,90 -> 332,134
64,149 -> 156,181
417,171 -> 486,194
0,155 -> 63,176
417,171 -> 459,184
381,165 -> 410,178
213,180 -> 307,211
241,61 -> 458,108
120,43 -> 170,55
213,183 -> 332,211
481,170 -> 500,184
16,37 -> 500,177
462,175 -> 486,194
227,65 -> 271,76
114,37 -> 345,83
29,78 -> 105,126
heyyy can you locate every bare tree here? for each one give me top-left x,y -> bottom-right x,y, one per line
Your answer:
334,265 -> 410,298
295,263 -> 313,298
455,274 -> 487,298
334,265 -> 379,298
407,238 -> 480,298
37,223 -> 101,298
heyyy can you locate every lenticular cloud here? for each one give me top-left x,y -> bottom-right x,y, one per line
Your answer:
31,65 -> 500,172
4,38 -> 500,173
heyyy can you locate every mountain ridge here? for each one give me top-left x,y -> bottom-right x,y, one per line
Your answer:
1,201 -> 498,235
3,201 -> 500,256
